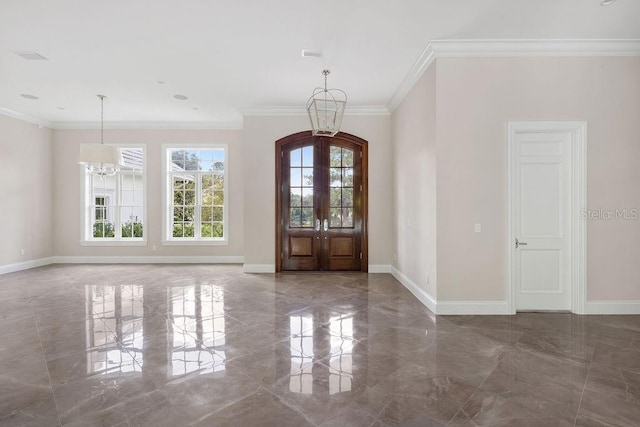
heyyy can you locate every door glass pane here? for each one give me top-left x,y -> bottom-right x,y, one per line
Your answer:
342,168 -> 353,187
330,146 -> 342,167
342,189 -> 353,207
290,208 -> 302,227
330,208 -> 342,227
301,188 -> 313,207
301,208 -> 314,227
302,146 -> 313,167
342,149 -> 354,167
330,188 -> 341,207
290,148 -> 302,167
290,188 -> 302,207
290,168 -> 302,187
302,168 -> 313,186
330,168 -> 342,187
342,208 -> 353,227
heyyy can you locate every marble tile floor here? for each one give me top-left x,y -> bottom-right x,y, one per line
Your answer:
1,264 -> 640,426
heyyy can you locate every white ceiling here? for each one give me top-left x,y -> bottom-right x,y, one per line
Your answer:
1,0 -> 639,127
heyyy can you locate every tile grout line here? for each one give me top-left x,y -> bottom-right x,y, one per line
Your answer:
31,291 -> 64,427
446,351 -> 504,425
573,358 -> 593,426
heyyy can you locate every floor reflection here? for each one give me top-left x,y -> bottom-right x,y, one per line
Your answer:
289,315 -> 314,394
328,316 -> 353,395
86,285 -> 144,375
168,284 -> 226,376
84,281 -> 363,395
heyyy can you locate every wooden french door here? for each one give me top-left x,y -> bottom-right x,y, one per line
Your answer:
276,131 -> 368,272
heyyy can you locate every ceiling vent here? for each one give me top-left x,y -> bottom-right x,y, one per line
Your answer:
302,50 -> 323,58
14,51 -> 47,60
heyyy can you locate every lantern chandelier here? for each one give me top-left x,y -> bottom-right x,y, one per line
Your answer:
77,95 -> 122,176
306,69 -> 347,137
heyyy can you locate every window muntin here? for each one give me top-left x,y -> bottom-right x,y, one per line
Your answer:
166,148 -> 226,241
84,147 -> 145,242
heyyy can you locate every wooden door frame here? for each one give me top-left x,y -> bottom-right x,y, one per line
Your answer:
275,131 -> 368,273
507,121 -> 587,315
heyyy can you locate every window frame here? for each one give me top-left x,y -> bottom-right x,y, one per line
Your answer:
162,144 -> 229,246
80,143 -> 147,246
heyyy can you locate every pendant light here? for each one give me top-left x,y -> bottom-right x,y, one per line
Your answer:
306,70 -> 347,137
78,95 -> 122,176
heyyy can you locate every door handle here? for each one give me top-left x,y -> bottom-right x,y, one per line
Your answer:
323,219 -> 328,231
515,238 -> 528,249
315,219 -> 320,232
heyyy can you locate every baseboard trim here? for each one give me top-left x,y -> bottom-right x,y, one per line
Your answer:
369,264 -> 391,273
390,266 -> 437,314
243,264 -> 275,273
0,257 -> 55,275
51,256 -> 244,264
437,301 -> 510,315
587,301 -> 640,315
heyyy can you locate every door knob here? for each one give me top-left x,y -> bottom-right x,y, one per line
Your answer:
515,238 -> 528,249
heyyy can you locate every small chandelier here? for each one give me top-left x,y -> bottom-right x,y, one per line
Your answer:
78,95 -> 122,176
306,70 -> 347,137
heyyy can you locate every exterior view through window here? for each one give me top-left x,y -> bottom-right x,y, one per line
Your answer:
166,148 -> 226,241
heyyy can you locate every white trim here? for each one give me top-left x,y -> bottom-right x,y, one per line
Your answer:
161,240 -> 228,246
243,264 -> 275,273
240,106 -> 389,117
507,121 -> 588,315
0,257 -> 55,275
437,301 -> 510,316
390,266 -> 437,314
368,264 -> 391,273
587,301 -> 640,315
52,121 -> 243,130
51,256 -> 244,264
430,39 -> 640,58
81,240 -> 147,247
0,107 -> 53,128
387,44 -> 436,113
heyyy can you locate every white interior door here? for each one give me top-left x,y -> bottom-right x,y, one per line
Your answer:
512,130 -> 573,311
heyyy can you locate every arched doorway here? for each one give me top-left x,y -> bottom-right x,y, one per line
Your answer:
275,131 -> 368,272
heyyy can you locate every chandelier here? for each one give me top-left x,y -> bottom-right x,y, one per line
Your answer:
306,70 -> 347,137
78,95 -> 122,176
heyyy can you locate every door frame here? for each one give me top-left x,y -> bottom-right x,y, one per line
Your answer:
507,121 -> 587,315
275,130 -> 368,273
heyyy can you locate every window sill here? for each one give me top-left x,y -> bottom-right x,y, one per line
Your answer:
81,240 -> 147,247
162,239 -> 228,246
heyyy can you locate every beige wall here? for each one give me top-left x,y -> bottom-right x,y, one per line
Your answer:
0,115 -> 53,265
52,129 -> 244,258
391,65 -> 438,298
435,57 -> 640,302
242,115 -> 393,268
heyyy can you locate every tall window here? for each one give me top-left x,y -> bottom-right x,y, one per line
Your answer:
165,147 -> 227,242
83,147 -> 145,243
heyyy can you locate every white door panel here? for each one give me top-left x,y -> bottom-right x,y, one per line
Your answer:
513,131 -> 572,311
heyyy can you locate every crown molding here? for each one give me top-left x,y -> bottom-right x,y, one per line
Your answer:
387,39 -> 640,113
387,44 -> 436,113
0,107 -> 53,128
52,121 -> 243,130
430,39 -> 640,57
240,105 -> 389,116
